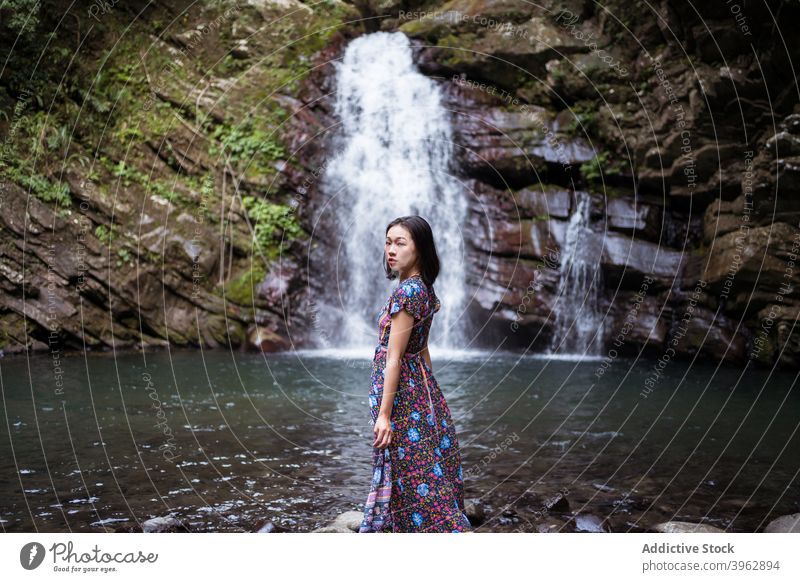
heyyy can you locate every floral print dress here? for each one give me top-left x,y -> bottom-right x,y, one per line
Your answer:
358,274 -> 471,533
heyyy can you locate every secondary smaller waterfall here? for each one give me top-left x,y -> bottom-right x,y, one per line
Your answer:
547,190 -> 605,356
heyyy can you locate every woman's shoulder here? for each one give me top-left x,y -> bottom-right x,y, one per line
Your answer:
388,277 -> 435,319
397,277 -> 438,304
398,276 -> 426,295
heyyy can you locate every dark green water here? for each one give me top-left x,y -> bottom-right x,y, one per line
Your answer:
1,349 -> 797,532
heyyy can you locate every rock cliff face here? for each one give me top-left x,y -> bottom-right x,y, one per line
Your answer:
0,0 -> 358,354
285,0 -> 800,367
2,0 -> 799,367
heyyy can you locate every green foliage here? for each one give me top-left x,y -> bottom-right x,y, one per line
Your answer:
116,247 -> 134,268
580,152 -> 610,184
225,264 -> 266,306
550,65 -> 566,82
90,63 -> 142,108
241,195 -> 303,260
94,224 -> 115,244
215,54 -> 248,76
108,160 -> 180,203
4,163 -> 71,207
0,0 -> 41,36
46,124 -> 69,153
92,223 -> 136,267
110,160 -> 136,186
109,62 -> 144,86
115,122 -> 145,142
566,102 -> 599,137
209,119 -> 285,167
0,104 -> 69,208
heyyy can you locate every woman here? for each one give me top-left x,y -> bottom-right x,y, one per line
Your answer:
358,215 -> 471,533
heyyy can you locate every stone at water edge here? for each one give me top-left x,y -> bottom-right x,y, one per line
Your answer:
652,521 -> 726,533
142,516 -> 183,533
311,511 -> 363,532
332,511 -> 364,532
764,513 -> 800,533
536,519 -> 564,533
255,520 -> 291,533
542,491 -> 570,513
464,498 -> 486,525
572,513 -> 611,533
312,524 -> 354,533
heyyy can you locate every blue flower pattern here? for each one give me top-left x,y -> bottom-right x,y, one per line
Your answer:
359,274 -> 470,532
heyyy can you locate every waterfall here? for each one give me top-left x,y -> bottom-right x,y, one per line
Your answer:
318,31 -> 468,351
547,190 -> 605,356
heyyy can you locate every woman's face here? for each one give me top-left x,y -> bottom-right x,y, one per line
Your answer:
385,225 -> 418,275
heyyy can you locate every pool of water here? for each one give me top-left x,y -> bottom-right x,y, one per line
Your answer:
1,349 -> 797,532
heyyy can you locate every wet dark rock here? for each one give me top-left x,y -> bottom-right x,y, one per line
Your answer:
607,517 -> 656,533
142,516 -> 184,533
652,521 -> 726,533
572,513 -> 611,533
312,524 -> 354,533
331,511 -> 363,532
2,0 -> 798,367
464,498 -> 487,525
405,2 -> 588,88
764,513 -> 800,533
366,2 -> 800,367
311,511 -> 362,533
496,515 -> 517,526
536,519 -> 566,533
246,325 -> 291,352
541,491 -> 570,513
606,197 -> 662,239
255,521 -> 277,533
254,518 -> 291,533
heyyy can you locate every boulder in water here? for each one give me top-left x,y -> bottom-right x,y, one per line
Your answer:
572,513 -> 611,533
464,498 -> 486,525
142,516 -> 183,533
331,511 -> 363,532
652,521 -> 726,533
312,511 -> 362,532
764,513 -> 800,533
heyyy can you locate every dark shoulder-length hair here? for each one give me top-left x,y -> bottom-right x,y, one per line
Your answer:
383,215 -> 440,288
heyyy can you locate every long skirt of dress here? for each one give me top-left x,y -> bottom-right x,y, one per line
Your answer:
359,350 -> 472,533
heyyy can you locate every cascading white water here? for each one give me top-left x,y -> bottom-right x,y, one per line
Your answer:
548,190 -> 605,355
320,31 -> 467,351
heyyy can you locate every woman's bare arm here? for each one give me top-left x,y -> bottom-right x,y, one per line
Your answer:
380,309 -> 414,420
373,309 -> 415,448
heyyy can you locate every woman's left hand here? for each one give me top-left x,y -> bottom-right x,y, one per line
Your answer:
373,414 -> 393,449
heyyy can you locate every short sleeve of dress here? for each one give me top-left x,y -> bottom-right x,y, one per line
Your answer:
388,280 -> 426,320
